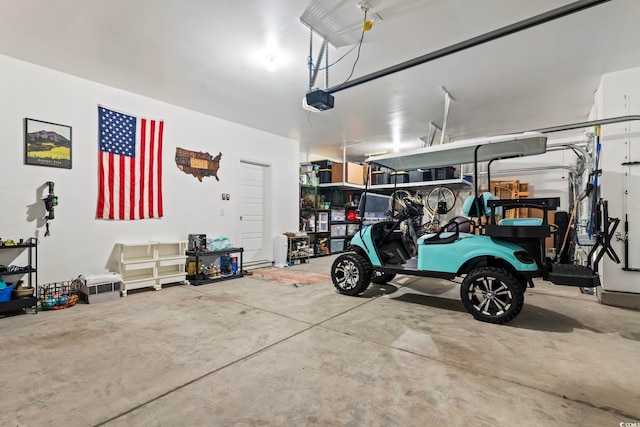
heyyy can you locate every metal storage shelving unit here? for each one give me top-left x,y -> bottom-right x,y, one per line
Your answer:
0,237 -> 38,315
287,236 -> 311,265
299,183 -> 332,257
186,247 -> 244,286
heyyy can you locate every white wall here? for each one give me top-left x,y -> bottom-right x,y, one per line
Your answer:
0,55 -> 299,283
592,66 -> 640,293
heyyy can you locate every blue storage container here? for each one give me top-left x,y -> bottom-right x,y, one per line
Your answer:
0,284 -> 14,302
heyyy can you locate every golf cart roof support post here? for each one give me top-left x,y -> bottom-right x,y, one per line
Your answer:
326,0 -> 610,95
474,145 -> 482,224
487,158 -> 496,194
533,115 -> 640,133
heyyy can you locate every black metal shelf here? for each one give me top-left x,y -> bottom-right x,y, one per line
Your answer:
0,242 -> 36,251
0,237 -> 38,315
0,296 -> 37,313
1,267 -> 36,276
187,273 -> 244,286
186,247 -> 244,286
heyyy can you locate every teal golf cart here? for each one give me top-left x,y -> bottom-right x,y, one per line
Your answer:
330,132 -> 602,324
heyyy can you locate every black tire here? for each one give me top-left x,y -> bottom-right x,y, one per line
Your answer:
371,270 -> 397,284
460,267 -> 524,324
331,253 -> 372,296
517,276 -> 531,293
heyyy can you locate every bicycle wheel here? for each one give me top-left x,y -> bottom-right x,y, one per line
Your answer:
426,186 -> 456,214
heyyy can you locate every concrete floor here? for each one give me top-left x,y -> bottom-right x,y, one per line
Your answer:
1,255 -> 639,427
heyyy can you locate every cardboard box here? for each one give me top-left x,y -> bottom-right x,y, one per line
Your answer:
332,162 -> 364,185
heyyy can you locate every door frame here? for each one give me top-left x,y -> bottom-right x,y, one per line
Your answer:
239,159 -> 273,267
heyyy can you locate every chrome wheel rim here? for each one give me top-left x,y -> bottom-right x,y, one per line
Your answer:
334,259 -> 360,290
467,276 -> 513,317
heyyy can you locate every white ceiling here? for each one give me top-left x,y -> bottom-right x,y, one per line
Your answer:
1,0 -> 639,162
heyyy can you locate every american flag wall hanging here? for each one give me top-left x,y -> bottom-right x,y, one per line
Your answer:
96,106 -> 164,220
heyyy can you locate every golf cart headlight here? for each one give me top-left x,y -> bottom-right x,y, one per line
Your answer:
514,251 -> 535,264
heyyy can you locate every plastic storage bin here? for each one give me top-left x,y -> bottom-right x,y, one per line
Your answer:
390,171 -> 409,184
347,224 -> 360,236
409,170 -> 432,182
318,169 -> 332,183
371,171 -> 389,185
0,284 -> 14,302
434,166 -> 457,180
330,239 -> 345,253
317,212 -> 329,232
331,224 -> 346,237
330,209 -> 346,221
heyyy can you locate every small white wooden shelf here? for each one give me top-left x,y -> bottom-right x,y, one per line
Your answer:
115,241 -> 188,296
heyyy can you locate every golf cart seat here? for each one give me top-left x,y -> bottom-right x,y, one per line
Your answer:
462,194 -> 545,227
498,218 -> 543,226
484,197 -> 560,239
462,192 -> 502,218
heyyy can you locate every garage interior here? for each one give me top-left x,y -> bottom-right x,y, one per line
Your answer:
1,0 -> 640,426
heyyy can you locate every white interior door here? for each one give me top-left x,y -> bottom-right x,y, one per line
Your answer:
240,161 -> 270,266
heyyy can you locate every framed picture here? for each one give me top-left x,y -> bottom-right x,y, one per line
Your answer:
24,118 -> 72,169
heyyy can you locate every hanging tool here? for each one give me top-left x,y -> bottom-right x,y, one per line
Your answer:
618,145 -> 640,271
587,126 -> 602,238
619,214 -> 640,271
557,182 -> 593,262
587,199 -> 620,273
42,181 -> 58,236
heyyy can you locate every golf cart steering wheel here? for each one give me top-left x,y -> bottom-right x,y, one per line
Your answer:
390,190 -> 424,221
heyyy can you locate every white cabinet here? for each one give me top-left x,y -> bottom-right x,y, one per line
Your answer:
116,241 -> 187,296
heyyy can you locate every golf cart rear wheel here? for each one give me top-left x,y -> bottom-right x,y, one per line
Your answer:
371,270 -> 396,284
331,253 -> 372,296
460,267 -> 524,324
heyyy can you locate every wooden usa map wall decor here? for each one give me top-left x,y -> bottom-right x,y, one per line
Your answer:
175,147 -> 222,182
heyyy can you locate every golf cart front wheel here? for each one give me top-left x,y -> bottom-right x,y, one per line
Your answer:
460,267 -> 524,324
331,253 -> 372,296
371,270 -> 397,284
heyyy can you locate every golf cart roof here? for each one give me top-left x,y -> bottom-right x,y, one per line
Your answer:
366,132 -> 547,171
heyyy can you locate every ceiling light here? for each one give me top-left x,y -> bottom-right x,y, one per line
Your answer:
265,55 -> 278,71
342,141 -> 363,147
364,151 -> 388,157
